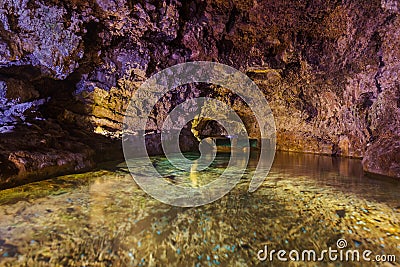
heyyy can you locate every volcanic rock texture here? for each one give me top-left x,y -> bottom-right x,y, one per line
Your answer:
0,0 -> 399,186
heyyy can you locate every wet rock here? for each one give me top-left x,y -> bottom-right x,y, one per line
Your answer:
0,119 -> 122,189
362,136 -> 400,178
0,243 -> 18,257
0,0 -> 399,184
0,78 -> 47,134
336,209 -> 346,218
0,126 -> 92,189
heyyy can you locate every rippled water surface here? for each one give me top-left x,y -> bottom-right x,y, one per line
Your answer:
0,152 -> 399,266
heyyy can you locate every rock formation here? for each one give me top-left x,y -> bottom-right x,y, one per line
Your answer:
0,0 -> 399,187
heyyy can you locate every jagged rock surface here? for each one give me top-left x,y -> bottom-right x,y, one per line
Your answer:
0,0 -> 399,182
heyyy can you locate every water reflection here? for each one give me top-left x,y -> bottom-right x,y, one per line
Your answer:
190,160 -> 199,187
0,152 -> 398,266
271,152 -> 400,206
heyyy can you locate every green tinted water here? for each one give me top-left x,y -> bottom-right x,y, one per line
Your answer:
0,152 -> 399,266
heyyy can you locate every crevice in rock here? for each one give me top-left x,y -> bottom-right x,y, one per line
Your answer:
282,60 -> 301,78
175,0 -> 208,42
179,0 -> 207,23
226,6 -> 239,33
217,36 -> 234,58
298,87 -> 318,123
356,92 -> 375,142
396,82 -> 400,108
374,54 -> 384,94
89,114 -> 122,126
0,65 -> 42,83
69,20 -> 105,83
4,4 -> 20,33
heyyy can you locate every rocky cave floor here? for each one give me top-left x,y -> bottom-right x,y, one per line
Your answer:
0,155 -> 399,266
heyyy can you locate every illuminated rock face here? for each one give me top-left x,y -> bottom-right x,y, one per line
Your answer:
0,0 -> 399,180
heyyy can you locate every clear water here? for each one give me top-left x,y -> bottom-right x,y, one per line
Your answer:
0,152 -> 399,266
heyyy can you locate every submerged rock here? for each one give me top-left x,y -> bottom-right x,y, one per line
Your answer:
0,153 -> 399,265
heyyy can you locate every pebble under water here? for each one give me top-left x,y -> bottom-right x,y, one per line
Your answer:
0,152 -> 399,266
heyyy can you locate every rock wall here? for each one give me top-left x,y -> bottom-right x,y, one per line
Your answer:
0,0 -> 399,182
